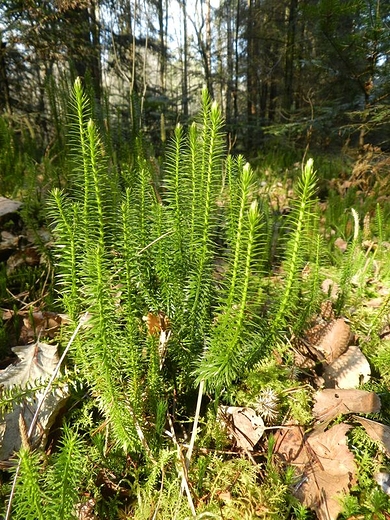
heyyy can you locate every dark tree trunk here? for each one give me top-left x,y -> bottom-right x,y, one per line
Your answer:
283,0 -> 299,115
0,41 -> 12,114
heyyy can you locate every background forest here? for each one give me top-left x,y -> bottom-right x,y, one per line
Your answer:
2,1 -> 390,520
1,0 -> 390,158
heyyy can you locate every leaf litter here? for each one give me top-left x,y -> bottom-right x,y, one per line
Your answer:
270,297 -> 389,519
0,341 -> 68,462
274,423 -> 357,520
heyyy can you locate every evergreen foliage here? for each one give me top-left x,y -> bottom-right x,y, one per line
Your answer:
12,426 -> 85,520
48,78 -> 321,438
3,80 -> 332,518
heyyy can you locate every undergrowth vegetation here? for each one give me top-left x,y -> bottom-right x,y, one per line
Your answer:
1,80 -> 390,519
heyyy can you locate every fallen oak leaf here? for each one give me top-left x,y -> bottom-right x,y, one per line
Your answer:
354,416 -> 390,458
295,423 -> 357,520
0,342 -> 58,387
0,341 -> 68,461
322,345 -> 371,389
314,319 -> 352,363
219,406 -> 265,451
313,389 -> 381,423
274,424 -> 356,520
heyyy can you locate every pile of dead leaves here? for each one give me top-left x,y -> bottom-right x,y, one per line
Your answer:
218,301 -> 390,519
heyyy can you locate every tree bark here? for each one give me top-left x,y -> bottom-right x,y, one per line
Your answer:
283,0 -> 298,116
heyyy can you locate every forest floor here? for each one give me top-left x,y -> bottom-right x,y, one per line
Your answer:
1,144 -> 390,519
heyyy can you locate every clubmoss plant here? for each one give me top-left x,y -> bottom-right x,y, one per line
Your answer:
11,426 -> 86,520
48,77 -> 323,427
5,79 -> 327,518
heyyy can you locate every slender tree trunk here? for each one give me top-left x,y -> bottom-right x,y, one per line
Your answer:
89,0 -> 102,103
181,0 -> 189,118
205,0 -> 213,97
226,0 -> 233,126
0,42 -> 12,114
65,4 -> 102,103
158,0 -> 166,92
246,0 -> 259,149
233,0 -> 240,125
283,0 -> 298,115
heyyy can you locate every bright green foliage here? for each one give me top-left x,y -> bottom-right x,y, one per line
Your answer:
25,79 -> 327,517
3,77 -> 390,520
12,426 -> 85,520
47,80 -> 322,451
270,158 -> 319,336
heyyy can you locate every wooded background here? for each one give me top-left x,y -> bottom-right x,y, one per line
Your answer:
1,0 -> 390,156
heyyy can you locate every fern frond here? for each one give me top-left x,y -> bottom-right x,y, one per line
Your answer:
45,425 -> 85,520
196,200 -> 262,390
47,189 -> 82,320
77,243 -> 145,452
374,202 -> 384,244
68,77 -> 92,206
335,208 -> 361,314
187,98 -> 225,342
270,158 -> 318,337
226,161 -> 256,308
13,448 -> 46,520
164,123 -> 187,226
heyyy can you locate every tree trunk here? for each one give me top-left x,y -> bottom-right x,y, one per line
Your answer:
246,0 -> 259,149
0,41 -> 12,114
181,0 -> 189,118
283,0 -> 298,116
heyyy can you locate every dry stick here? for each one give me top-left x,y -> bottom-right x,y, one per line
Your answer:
5,312 -> 89,520
136,230 -> 174,256
178,379 -> 205,516
167,414 -> 196,519
185,379 -> 204,472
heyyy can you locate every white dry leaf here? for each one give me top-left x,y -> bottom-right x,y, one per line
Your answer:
321,279 -> 340,299
0,197 -> 22,218
0,341 -> 68,461
323,345 -> 371,389
0,342 -> 58,387
374,472 -> 390,495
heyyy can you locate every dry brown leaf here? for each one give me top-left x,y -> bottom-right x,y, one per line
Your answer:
143,311 -> 170,336
273,425 -> 308,465
323,345 -> 371,389
315,319 -> 351,362
6,247 -> 41,274
365,297 -> 384,308
354,416 -> 390,458
0,231 -> 20,255
274,424 -> 356,520
313,389 -> 381,423
0,341 -> 68,461
320,300 -> 335,321
2,309 -> 66,344
296,423 -> 356,520
334,237 -> 348,253
219,406 -> 265,451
